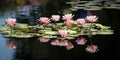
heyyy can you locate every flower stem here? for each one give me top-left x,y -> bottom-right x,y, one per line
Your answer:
88,23 -> 93,44
10,26 -> 13,37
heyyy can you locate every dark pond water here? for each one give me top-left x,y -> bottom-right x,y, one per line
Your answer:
0,4 -> 120,60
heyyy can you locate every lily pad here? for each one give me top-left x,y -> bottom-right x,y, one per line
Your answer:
42,35 -> 57,38
97,31 -> 114,35
44,31 -> 59,35
67,30 -> 77,34
13,34 -> 33,38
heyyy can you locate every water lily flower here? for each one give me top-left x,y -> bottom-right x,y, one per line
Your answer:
65,20 -> 73,26
62,14 -> 74,20
38,17 -> 50,24
76,18 -> 86,25
66,41 -> 74,50
59,29 -> 68,38
51,39 -> 60,46
86,15 -> 98,22
7,41 -> 16,49
6,18 -> 16,27
75,37 -> 87,45
38,37 -> 50,42
51,15 -> 60,21
86,45 -> 98,53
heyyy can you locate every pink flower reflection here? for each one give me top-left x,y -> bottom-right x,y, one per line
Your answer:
59,29 -> 68,38
38,37 -> 50,42
51,39 -> 60,46
86,45 -> 98,53
7,41 -> 16,49
59,40 -> 68,46
86,16 -> 98,22
51,15 -> 60,21
75,37 -> 87,45
66,41 -> 74,50
38,17 -> 50,24
6,18 -> 16,27
51,39 -> 68,46
76,18 -> 86,25
62,14 -> 73,20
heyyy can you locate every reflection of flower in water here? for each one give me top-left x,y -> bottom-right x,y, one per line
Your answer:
51,39 -> 74,50
51,39 -> 68,46
75,37 -> 87,45
38,37 -> 50,42
86,45 -> 98,53
7,40 -> 16,49
51,39 -> 60,46
66,41 -> 74,50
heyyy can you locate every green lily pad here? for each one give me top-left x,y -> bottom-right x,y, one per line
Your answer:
67,30 -> 77,34
13,34 -> 33,38
42,35 -> 57,38
97,31 -> 114,35
44,31 -> 59,35
66,36 -> 75,39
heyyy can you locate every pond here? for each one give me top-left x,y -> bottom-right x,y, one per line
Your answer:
0,4 -> 120,60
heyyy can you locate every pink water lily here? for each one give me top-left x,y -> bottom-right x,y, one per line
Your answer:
38,37 -> 50,42
75,37 -> 87,45
51,15 -> 60,21
6,18 -> 16,27
86,15 -> 98,22
65,20 -> 73,26
62,14 -> 74,20
59,29 -> 68,38
76,18 -> 86,25
7,41 -> 16,49
86,45 -> 98,53
38,17 -> 50,24
66,41 -> 74,50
